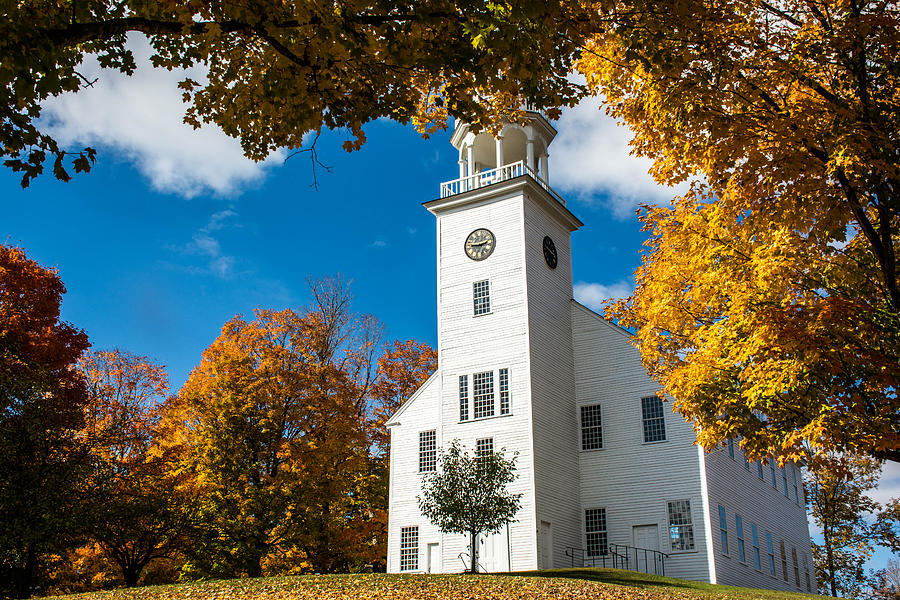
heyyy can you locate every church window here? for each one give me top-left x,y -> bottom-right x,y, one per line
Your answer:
418,430 -> 437,473
770,461 -> 778,488
580,404 -> 603,450
727,438 -> 735,459
766,532 -> 776,576
804,553 -> 811,591
751,523 -> 761,570
757,460 -> 764,479
735,514 -> 746,562
499,368 -> 510,415
584,508 -> 608,557
718,506 -> 728,555
459,375 -> 469,421
641,396 -> 666,442
792,547 -> 801,587
400,526 -> 419,571
782,467 -> 789,497
743,448 -> 751,470
791,465 -> 800,505
476,437 -> 493,465
473,371 -> 495,419
473,280 -> 491,315
667,500 -> 694,551
780,540 -> 789,581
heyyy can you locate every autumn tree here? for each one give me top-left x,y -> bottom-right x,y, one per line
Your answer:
870,559 -> 900,600
77,349 -> 178,588
874,498 -> 900,554
805,452 -> 881,597
2,1 -> 592,187
161,277 -> 383,577
589,0 -> 900,464
418,439 -> 521,574
0,246 -> 91,599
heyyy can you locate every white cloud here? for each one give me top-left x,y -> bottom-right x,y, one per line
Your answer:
169,208 -> 241,278
870,461 -> 900,506
40,35 -> 284,197
371,239 -> 387,248
574,280 -> 634,312
553,94 -> 688,218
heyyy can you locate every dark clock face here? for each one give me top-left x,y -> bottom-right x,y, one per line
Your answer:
465,228 -> 496,261
543,236 -> 558,269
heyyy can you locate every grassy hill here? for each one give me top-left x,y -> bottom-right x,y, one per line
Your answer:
39,568 -> 822,600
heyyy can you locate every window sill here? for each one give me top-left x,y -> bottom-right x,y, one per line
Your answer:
459,412 -> 513,424
668,549 -> 698,555
580,447 -> 605,453
641,439 -> 668,445
473,311 -> 493,317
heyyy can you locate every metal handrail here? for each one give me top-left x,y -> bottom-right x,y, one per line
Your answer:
565,543 -> 668,576
439,160 -> 566,206
457,551 -> 486,573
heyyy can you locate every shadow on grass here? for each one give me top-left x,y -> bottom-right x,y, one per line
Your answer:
499,568 -> 711,591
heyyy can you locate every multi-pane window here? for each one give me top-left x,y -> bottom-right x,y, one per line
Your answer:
766,532 -> 776,576
736,514 -> 746,562
419,430 -> 437,473
727,438 -> 735,459
719,505 -> 729,555
473,280 -> 491,316
581,404 -> 603,450
804,554 -> 812,591
400,526 -> 419,571
757,460 -> 764,479
585,508 -> 608,557
780,541 -> 789,582
459,375 -> 469,421
743,452 -> 751,471
782,467 -> 789,497
792,547 -> 801,587
641,396 -> 666,442
791,465 -> 800,504
751,523 -> 761,570
499,368 -> 510,415
668,500 -> 695,551
770,461 -> 778,488
476,437 -> 494,458
473,371 -> 495,419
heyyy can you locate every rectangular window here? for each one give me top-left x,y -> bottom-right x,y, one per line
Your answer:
792,547 -> 801,587
736,514 -> 746,562
459,375 -> 469,421
473,280 -> 491,316
719,505 -> 729,555
400,526 -> 419,571
641,396 -> 666,442
476,437 -> 493,458
804,554 -> 811,591
668,500 -> 695,551
473,371 -> 494,419
581,404 -> 603,450
780,541 -> 788,582
418,430 -> 437,473
727,438 -> 735,459
585,508 -> 608,557
751,523 -> 761,570
499,368 -> 510,415
791,465 -> 800,504
743,452 -> 751,471
782,467 -> 789,497
766,532 -> 776,576
770,460 -> 777,488
757,460 -> 764,479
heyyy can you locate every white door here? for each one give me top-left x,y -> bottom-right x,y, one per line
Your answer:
539,521 -> 552,569
633,524 -> 660,550
427,542 -> 441,573
478,525 -> 510,572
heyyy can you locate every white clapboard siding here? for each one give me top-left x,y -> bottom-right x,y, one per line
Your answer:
571,302 -> 712,582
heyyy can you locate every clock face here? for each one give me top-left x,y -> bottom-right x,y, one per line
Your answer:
465,228 -> 496,261
543,236 -> 558,269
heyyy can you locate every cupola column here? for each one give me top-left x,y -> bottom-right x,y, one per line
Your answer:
495,134 -> 505,169
458,147 -> 466,179
466,143 -> 475,178
526,136 -> 536,171
539,153 -> 549,182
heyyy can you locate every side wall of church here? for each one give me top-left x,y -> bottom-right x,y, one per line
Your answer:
571,302 -> 714,582
704,447 -> 816,592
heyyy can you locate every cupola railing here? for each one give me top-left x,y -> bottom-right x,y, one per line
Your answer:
440,160 -> 566,206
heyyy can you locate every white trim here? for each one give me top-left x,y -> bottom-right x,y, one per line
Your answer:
697,446 -> 718,583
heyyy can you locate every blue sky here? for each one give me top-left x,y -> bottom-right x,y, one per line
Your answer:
1,35 -> 896,573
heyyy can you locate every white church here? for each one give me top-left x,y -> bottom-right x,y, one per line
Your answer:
385,110 -> 815,592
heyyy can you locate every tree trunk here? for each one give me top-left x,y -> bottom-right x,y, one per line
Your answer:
11,551 -> 37,599
469,531 -> 478,574
122,564 -> 141,588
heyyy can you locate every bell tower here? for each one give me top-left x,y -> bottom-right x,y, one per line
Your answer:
423,110 -> 584,571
